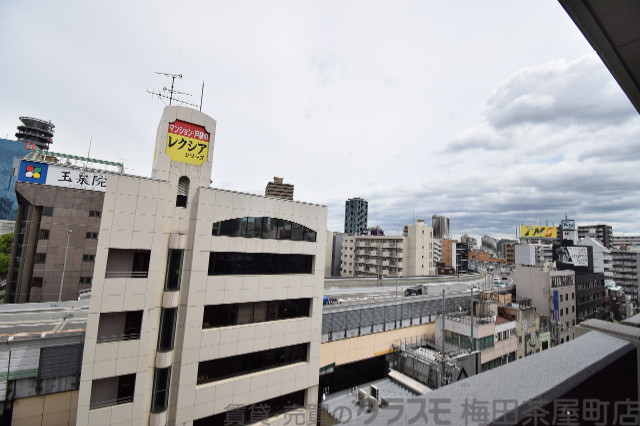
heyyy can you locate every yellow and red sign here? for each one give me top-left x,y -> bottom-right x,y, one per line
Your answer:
520,226 -> 557,239
166,120 -> 210,166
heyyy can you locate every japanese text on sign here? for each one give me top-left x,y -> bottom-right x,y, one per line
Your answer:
166,120 -> 210,166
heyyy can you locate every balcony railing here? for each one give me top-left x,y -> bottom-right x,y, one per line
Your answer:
90,396 -> 134,410
105,270 -> 149,279
97,332 -> 141,344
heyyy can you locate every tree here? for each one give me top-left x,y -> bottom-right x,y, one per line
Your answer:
0,232 -> 13,276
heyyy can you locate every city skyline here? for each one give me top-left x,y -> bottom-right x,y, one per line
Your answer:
2,1 -> 640,238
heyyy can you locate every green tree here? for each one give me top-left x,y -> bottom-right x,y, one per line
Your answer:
0,232 -> 13,276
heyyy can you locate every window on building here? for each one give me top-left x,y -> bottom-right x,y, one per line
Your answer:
164,249 -> 183,291
83,254 -> 96,262
86,232 -> 99,239
42,207 -> 53,217
559,294 -> 563,302
176,176 -> 189,207
157,308 -> 177,352
208,252 -> 313,275
89,210 -> 102,217
151,367 -> 171,414
32,277 -> 43,287
80,277 -> 92,285
39,229 -> 49,240
35,253 -> 46,263
203,298 -> 311,329
212,217 -> 317,242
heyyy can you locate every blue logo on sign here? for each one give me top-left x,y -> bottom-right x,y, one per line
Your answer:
18,161 -> 49,184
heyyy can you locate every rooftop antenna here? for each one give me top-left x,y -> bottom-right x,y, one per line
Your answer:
147,72 -> 201,109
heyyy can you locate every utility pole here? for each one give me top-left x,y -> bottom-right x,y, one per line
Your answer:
470,287 -> 474,352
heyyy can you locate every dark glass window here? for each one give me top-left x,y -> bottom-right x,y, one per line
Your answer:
212,217 -> 316,242
208,252 -> 313,276
83,254 -> 96,262
39,229 -> 49,240
124,311 -> 143,339
80,277 -> 92,284
89,210 -> 102,217
86,232 -> 99,239
35,253 -> 46,263
132,252 -> 151,274
32,277 -> 43,288
202,298 -> 311,329
176,176 -> 190,207
151,367 -> 171,414
42,207 -> 53,217
157,308 -> 177,352
197,343 -> 307,385
117,374 -> 136,404
164,249 -> 183,291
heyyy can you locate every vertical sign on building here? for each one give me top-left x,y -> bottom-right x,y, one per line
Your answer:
166,120 -> 210,166
553,290 -> 559,321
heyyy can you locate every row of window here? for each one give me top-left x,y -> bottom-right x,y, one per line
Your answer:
445,330 -> 495,351
32,276 -> 92,287
202,298 -> 311,329
39,229 -> 99,240
41,207 -> 101,218
208,252 -> 313,275
197,343 -> 307,385
35,254 -> 95,263
212,217 -> 317,242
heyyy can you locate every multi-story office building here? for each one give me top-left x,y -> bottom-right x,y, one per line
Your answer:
433,239 -> 442,264
456,242 -> 470,274
498,239 -> 518,264
431,215 -> 449,239
77,106 -> 327,425
264,176 -> 294,200
0,138 -> 32,233
578,224 -> 613,249
344,198 -> 367,235
5,152 -> 120,303
340,220 -> 434,278
516,266 -> 576,346
611,247 -> 640,304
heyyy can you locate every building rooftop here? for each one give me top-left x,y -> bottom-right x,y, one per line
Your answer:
0,300 -> 88,341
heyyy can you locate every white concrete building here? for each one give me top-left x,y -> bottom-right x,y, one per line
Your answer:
578,237 -> 613,279
77,106 -> 327,425
340,220 -> 434,278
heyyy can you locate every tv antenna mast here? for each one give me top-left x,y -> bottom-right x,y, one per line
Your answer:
147,72 -> 203,110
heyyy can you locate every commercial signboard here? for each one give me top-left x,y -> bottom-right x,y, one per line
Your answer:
520,226 -> 557,239
553,290 -> 559,321
554,246 -> 588,267
17,160 -> 107,192
561,219 -> 575,231
166,120 -> 210,166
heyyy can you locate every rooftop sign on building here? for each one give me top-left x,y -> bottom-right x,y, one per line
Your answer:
17,160 -> 108,192
166,119 -> 210,166
520,225 -> 557,239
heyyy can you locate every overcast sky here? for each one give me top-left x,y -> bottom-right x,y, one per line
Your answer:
2,1 -> 639,239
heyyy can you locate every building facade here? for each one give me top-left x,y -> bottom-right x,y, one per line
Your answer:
77,106 -> 327,425
611,247 -> 640,305
0,138 -> 32,228
264,176 -> 294,200
578,224 -> 613,249
344,198 -> 367,235
6,153 -> 117,303
340,221 -> 434,278
431,215 -> 449,240
516,266 -> 576,346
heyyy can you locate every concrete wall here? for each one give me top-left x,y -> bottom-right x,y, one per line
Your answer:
12,390 -> 78,426
320,322 -> 435,367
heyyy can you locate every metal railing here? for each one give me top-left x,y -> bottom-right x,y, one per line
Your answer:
97,332 -> 141,344
90,395 -> 134,410
105,270 -> 149,279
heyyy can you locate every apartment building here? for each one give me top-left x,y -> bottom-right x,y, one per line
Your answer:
578,224 -> 613,249
340,220 -> 434,278
264,177 -> 294,200
77,106 -> 327,425
612,235 -> 640,248
611,247 -> 640,304
516,266 -> 576,346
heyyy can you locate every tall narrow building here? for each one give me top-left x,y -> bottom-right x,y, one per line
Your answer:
344,197 -> 367,235
265,176 -> 294,200
431,215 -> 450,239
77,106 -> 327,425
